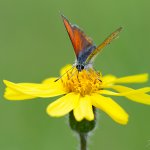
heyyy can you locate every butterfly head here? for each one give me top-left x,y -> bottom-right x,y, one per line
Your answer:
75,60 -> 93,72
76,63 -> 85,72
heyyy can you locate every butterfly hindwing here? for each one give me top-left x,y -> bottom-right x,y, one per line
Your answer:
61,15 -> 94,57
85,27 -> 123,63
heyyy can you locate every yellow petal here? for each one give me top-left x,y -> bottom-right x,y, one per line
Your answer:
111,85 -> 150,105
115,74 -> 148,83
73,95 -> 94,121
91,94 -> 128,125
42,77 -> 58,84
46,93 -> 79,117
102,75 -> 117,84
4,87 -> 35,100
73,104 -> 84,121
60,64 -> 73,76
3,80 -> 66,99
99,90 -> 125,96
102,74 -> 148,88
99,87 -> 150,96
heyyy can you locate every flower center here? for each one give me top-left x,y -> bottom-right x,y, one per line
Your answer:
61,69 -> 102,96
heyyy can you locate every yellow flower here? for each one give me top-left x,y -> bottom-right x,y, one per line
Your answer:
3,64 -> 150,125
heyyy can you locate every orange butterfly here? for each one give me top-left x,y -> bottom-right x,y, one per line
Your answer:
62,15 -> 122,71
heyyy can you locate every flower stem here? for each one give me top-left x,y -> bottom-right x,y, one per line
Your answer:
79,133 -> 87,150
69,109 -> 96,150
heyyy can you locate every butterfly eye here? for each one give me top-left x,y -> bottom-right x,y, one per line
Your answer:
81,65 -> 84,70
76,64 -> 84,71
76,65 -> 79,69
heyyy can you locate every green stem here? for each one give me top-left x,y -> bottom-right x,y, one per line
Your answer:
69,108 -> 96,150
79,133 -> 87,150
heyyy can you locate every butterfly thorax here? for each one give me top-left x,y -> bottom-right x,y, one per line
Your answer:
75,45 -> 96,71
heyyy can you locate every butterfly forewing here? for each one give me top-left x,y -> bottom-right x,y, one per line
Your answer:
85,27 -> 123,64
61,15 -> 94,57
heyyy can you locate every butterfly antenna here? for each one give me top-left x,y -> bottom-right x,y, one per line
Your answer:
55,66 -> 75,82
92,67 -> 99,75
92,67 -> 102,83
68,69 -> 78,80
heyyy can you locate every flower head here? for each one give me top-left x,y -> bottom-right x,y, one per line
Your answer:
3,64 -> 150,125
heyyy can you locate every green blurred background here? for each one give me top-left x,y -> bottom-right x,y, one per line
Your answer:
0,0 -> 150,150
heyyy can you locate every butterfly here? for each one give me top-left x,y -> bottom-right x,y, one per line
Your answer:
61,15 -> 122,72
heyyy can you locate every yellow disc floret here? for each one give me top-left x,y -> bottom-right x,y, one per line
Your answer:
61,68 -> 102,96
